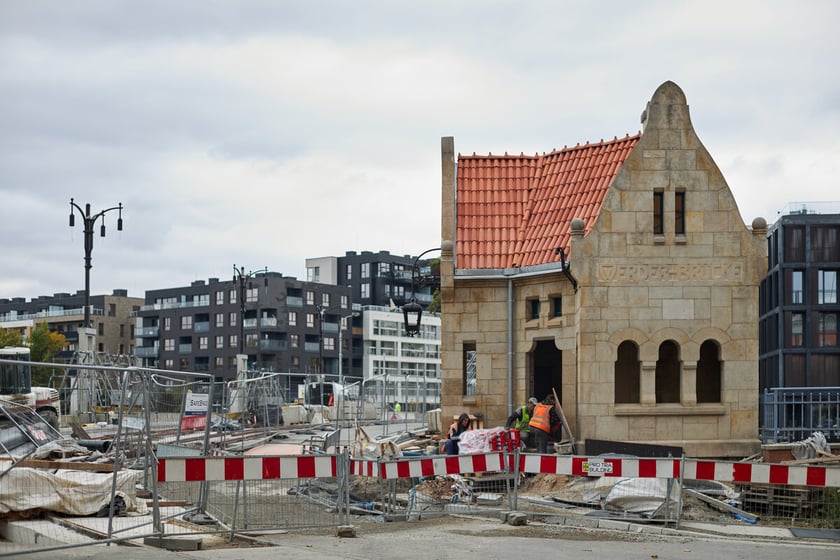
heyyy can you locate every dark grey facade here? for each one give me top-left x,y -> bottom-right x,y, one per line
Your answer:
310,250 -> 441,377
135,273 -> 352,382
759,209 -> 840,390
337,250 -> 441,314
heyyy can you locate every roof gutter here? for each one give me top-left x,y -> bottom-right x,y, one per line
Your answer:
453,262 -> 566,281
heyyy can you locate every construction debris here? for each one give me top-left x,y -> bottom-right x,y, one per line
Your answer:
791,431 -> 832,461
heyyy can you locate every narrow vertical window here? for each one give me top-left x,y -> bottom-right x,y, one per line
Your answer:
696,340 -> 721,403
791,270 -> 804,304
818,270 -> 837,304
790,312 -> 804,347
674,191 -> 686,235
653,190 -> 664,235
527,299 -> 540,320
552,296 -> 563,318
819,313 -> 837,347
614,341 -> 640,404
463,342 -> 477,396
655,340 -> 680,403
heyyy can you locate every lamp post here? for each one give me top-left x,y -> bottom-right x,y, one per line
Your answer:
68,198 -> 124,328
233,264 -> 268,357
337,312 -> 357,387
315,304 -> 327,374
402,247 -> 441,337
335,312 -> 356,428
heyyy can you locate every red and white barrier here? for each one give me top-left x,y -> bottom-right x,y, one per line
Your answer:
351,452 -> 506,480
518,454 -> 681,479
516,453 -> 840,488
683,459 -> 840,488
157,455 -> 337,482
157,452 -> 840,488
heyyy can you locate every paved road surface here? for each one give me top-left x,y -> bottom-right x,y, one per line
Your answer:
6,515 -> 838,560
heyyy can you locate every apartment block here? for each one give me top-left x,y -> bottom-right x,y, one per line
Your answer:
135,273 -> 352,383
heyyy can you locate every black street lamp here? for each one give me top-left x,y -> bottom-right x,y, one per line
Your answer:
315,304 -> 327,374
68,198 -> 124,328
233,264 -> 268,356
403,247 -> 441,337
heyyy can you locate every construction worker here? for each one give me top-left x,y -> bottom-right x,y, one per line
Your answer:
528,394 -> 561,454
505,397 -> 538,449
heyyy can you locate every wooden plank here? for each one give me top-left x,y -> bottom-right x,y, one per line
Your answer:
551,387 -> 575,452
0,458 -> 115,473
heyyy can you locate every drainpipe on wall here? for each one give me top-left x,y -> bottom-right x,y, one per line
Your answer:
508,277 -> 514,415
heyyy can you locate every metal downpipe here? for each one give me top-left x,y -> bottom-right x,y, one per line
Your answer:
508,278 -> 513,415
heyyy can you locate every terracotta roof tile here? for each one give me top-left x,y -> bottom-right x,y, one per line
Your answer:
456,133 -> 641,270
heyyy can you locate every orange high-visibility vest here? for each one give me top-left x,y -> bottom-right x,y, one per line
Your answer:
528,403 -> 552,433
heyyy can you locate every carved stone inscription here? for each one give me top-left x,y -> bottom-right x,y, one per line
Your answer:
597,263 -> 744,283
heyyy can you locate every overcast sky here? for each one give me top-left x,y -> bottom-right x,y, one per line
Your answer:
1,1 -> 838,302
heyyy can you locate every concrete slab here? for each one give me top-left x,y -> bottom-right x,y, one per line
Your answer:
679,520 -> 795,539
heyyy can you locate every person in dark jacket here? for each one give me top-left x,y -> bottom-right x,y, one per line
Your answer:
444,412 -> 472,455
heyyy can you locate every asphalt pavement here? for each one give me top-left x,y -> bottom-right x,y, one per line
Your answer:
3,512 -> 839,560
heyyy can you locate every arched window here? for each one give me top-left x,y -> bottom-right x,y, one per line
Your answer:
696,340 -> 721,403
655,340 -> 681,403
614,341 -> 640,403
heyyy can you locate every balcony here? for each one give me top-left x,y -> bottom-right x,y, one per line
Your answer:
287,296 -> 303,308
260,317 -> 278,327
179,344 -> 192,354
322,322 -> 339,334
139,300 -> 207,312
304,342 -> 320,352
0,307 -> 102,324
259,339 -> 286,352
137,326 -> 159,337
135,346 -> 158,358
243,318 -> 258,329
194,322 -> 210,333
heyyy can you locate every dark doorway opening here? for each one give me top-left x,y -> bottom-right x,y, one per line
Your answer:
530,339 -> 562,403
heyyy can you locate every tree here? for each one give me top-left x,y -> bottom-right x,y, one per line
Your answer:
427,289 -> 441,314
28,323 -> 66,386
0,328 -> 24,348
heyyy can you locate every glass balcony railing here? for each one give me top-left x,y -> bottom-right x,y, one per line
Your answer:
135,346 -> 158,358
259,339 -> 286,352
137,326 -> 159,337
260,317 -> 278,327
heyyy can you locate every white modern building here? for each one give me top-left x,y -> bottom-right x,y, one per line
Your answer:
359,305 -> 441,412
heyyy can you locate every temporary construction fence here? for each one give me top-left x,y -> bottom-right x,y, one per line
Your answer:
1,358 -> 839,555
3,443 -> 840,556
157,453 -> 349,533
154,450 -> 840,530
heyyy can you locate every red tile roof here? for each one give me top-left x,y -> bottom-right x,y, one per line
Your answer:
456,134 -> 641,270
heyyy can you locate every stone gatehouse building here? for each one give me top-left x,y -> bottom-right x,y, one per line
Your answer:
438,81 -> 767,458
